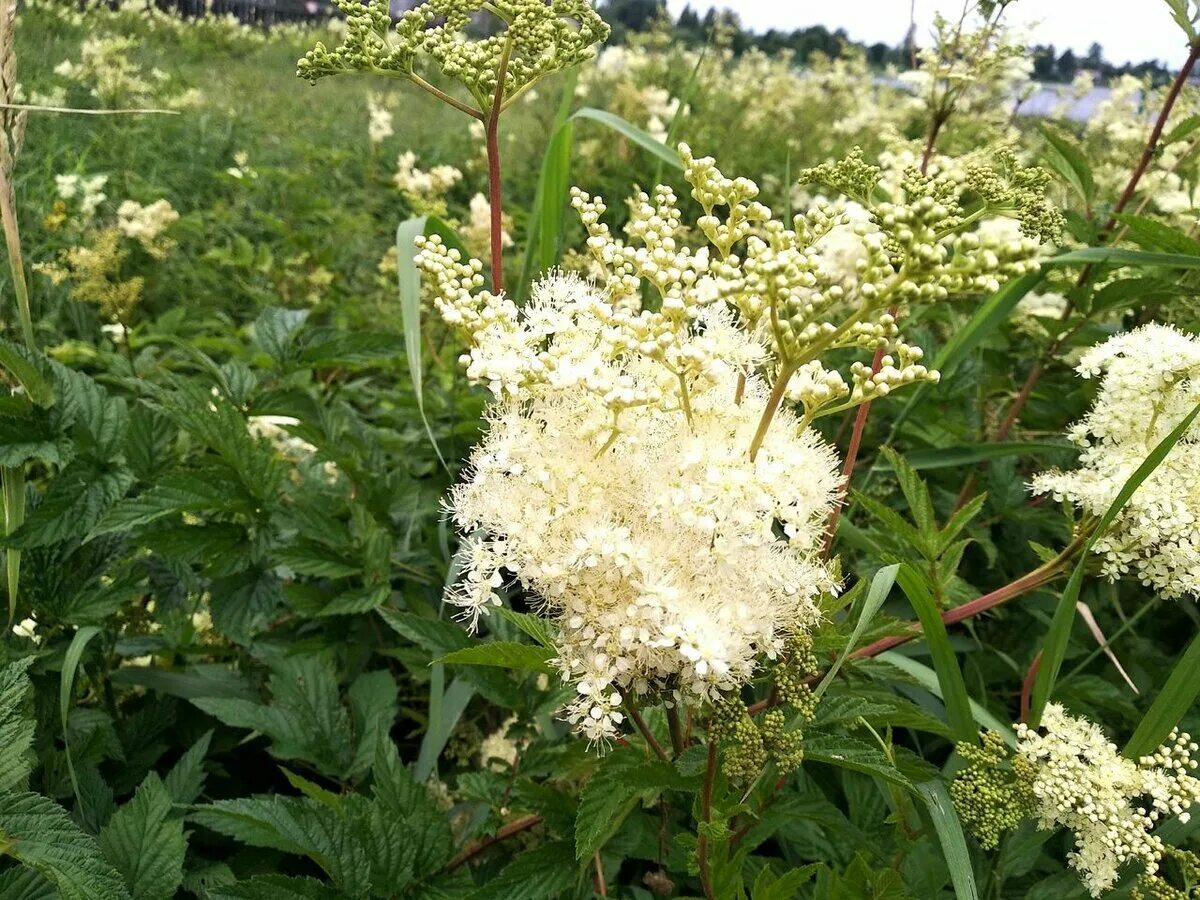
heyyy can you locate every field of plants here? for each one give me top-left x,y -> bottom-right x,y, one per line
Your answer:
4,0 -> 1200,897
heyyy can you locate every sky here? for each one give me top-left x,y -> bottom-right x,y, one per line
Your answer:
663,1 -> 1193,68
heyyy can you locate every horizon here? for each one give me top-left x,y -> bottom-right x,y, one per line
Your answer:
663,1 -> 1193,68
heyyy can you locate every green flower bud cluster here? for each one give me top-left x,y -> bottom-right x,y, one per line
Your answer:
949,731 -> 1036,850
759,708 -> 805,775
710,695 -> 766,784
1132,849 -> 1200,899
1131,874 -> 1189,900
775,633 -> 819,719
966,147 -> 1065,245
803,147 -> 1046,304
298,0 -> 608,116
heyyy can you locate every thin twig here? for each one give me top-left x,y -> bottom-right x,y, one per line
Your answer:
444,813 -> 543,870
618,688 -> 670,762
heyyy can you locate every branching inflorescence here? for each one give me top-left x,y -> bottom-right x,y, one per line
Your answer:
298,0 -> 609,116
419,142 -> 1048,744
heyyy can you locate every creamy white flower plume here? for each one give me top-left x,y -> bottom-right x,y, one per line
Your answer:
1017,703 -> 1200,896
1032,324 -> 1200,600
436,273 -> 840,743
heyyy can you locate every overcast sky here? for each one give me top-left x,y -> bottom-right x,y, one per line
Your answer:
664,1 -> 1193,67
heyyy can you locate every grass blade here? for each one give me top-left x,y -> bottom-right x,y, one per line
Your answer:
518,69 -> 578,302
1123,629 -> 1200,759
570,108 -> 682,170
396,214 -> 469,472
878,653 -> 1015,747
915,780 -> 980,900
61,625 -> 102,808
878,441 -> 1076,470
1047,247 -> 1200,268
1029,400 -> 1200,725
2,466 -> 23,628
814,564 -> 899,700
897,565 -> 976,742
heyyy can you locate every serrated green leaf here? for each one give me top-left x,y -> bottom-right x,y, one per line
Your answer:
437,641 -> 556,674
99,774 -> 186,900
1039,124 -> 1095,206
1111,213 -> 1200,256
190,796 -> 370,896
938,494 -> 987,554
314,583 -> 390,617
574,755 -> 649,860
800,734 -> 914,791
0,341 -> 53,409
466,841 -> 577,900
0,792 -> 130,900
163,731 -> 212,805
204,875 -> 343,900
494,607 -> 557,649
370,740 -> 453,879
880,447 -> 936,537
6,463 -> 134,549
0,657 -> 35,793
251,308 -> 309,364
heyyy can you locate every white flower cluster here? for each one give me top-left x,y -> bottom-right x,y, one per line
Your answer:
366,92 -> 394,145
52,33 -> 200,108
1032,325 -> 1200,600
462,193 -> 512,260
116,199 -> 179,257
56,173 -> 108,219
1017,704 -> 1200,896
393,151 -> 462,213
421,264 -> 840,743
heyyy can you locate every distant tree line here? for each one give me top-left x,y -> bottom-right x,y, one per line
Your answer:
598,0 -> 1176,85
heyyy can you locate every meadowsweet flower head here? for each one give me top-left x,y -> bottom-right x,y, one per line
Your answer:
420,261 -> 841,744
1032,324 -> 1200,599
55,173 -> 108,219
1015,704 -> 1200,896
116,198 -> 179,257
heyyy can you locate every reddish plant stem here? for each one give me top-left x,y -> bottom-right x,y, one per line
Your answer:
593,854 -> 608,896
484,39 -> 513,295
919,111 -> 946,174
747,538 -> 1084,718
445,813 -> 543,870
696,739 -> 718,900
620,688 -> 670,762
822,315 -> 897,557
1103,41 -> 1200,240
1019,652 -> 1042,724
